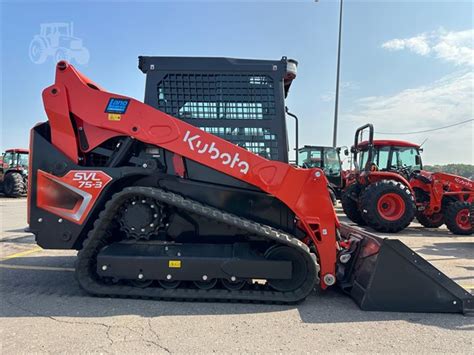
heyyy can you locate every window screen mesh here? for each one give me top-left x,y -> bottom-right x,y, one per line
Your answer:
156,74 -> 275,120
200,127 -> 278,159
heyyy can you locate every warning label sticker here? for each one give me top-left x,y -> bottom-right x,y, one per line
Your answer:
168,260 -> 181,268
108,113 -> 122,121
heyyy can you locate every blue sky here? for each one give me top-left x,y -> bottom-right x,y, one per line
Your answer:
1,0 -> 473,164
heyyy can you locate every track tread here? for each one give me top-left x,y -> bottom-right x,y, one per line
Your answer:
75,187 -> 319,304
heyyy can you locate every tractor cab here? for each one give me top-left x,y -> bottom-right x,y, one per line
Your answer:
1,149 -> 29,171
355,137 -> 422,177
298,145 -> 343,191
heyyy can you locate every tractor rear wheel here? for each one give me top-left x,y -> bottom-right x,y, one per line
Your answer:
416,212 -> 444,228
3,172 -> 24,197
359,180 -> 415,233
444,201 -> 472,235
341,184 -> 366,225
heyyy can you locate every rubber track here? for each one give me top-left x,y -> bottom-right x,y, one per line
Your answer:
76,186 -> 319,304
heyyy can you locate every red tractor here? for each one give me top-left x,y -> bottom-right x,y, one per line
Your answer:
0,148 -> 29,197
342,124 -> 473,235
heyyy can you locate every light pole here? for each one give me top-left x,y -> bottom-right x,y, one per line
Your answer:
332,0 -> 344,147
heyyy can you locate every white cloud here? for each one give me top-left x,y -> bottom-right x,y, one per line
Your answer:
382,28 -> 474,66
344,71 -> 473,165
383,35 -> 431,56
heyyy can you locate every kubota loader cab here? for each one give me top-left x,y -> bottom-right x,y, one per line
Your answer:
27,60 -> 472,313
139,56 -> 297,163
342,124 -> 473,235
297,145 -> 344,203
0,149 -> 29,197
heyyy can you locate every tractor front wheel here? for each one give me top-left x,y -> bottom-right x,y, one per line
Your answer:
416,212 -> 444,228
341,184 -> 366,225
3,172 -> 25,197
444,201 -> 472,235
359,180 -> 415,233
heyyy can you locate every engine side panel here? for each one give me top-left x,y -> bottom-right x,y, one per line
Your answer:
29,123 -> 298,249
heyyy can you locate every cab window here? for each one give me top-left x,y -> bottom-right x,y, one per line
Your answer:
298,150 -> 309,167
309,150 -> 322,168
18,154 -> 29,167
391,147 -> 421,170
299,149 -> 323,168
359,146 -> 389,170
3,152 -> 14,167
375,146 -> 390,170
323,149 -> 340,175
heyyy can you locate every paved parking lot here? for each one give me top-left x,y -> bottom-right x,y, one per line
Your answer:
1,197 -> 473,353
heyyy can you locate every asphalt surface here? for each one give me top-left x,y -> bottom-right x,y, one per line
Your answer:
1,197 -> 473,353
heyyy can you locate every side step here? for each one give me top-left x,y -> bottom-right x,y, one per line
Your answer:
338,223 -> 473,314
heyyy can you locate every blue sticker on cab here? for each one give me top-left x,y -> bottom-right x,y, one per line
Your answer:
105,98 -> 130,114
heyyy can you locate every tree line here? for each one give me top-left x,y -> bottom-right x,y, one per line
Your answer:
423,164 -> 474,179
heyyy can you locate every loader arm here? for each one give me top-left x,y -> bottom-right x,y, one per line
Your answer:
42,61 -> 338,288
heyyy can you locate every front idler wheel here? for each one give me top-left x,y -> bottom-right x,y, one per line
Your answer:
444,201 -> 472,235
264,246 -> 307,292
359,180 -> 415,233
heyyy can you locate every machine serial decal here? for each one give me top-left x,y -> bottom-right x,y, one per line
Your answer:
105,98 -> 130,114
183,130 -> 250,174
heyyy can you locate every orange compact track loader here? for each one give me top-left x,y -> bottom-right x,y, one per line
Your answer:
28,59 -> 472,313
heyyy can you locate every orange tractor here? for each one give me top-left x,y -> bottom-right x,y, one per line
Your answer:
342,124 -> 473,235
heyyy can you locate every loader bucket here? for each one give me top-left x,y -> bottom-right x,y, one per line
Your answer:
338,224 -> 473,314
